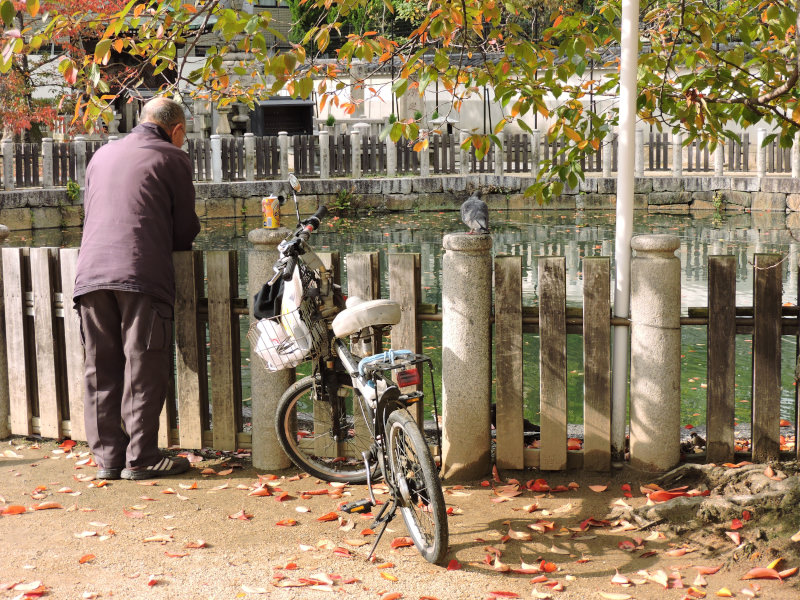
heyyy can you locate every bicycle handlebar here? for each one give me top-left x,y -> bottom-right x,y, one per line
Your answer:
268,205 -> 328,284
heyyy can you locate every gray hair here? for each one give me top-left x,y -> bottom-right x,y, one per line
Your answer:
140,97 -> 185,128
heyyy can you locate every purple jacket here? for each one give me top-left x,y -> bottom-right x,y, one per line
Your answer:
73,122 -> 200,306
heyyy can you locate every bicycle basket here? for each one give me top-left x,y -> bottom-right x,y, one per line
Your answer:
248,299 -> 327,372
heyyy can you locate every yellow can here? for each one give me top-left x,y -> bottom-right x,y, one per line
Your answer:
262,195 -> 280,229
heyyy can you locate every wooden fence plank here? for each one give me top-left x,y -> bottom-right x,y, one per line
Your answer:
207,251 -> 240,451
2,248 -> 32,435
752,254 -> 781,463
706,256 -> 736,463
582,257 -> 611,471
31,248 -> 61,439
389,253 -> 423,423
174,251 -> 208,449
538,257 -> 567,470
494,255 -> 524,470
59,249 -> 85,442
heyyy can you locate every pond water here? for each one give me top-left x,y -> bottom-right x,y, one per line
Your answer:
6,209 -> 799,428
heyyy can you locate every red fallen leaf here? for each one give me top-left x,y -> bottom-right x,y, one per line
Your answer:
550,485 -> 570,493
317,512 -> 339,522
546,582 -> 565,591
742,510 -> 752,521
779,567 -> 798,578
621,483 -> 632,492
684,424 -> 695,429
780,419 -> 791,427
275,492 -> 291,502
228,509 -> 253,520
725,531 -> 741,545
580,517 -> 611,530
639,551 -> 658,558
418,597 -> 441,600
481,480 -> 491,487
528,478 -> 550,493
488,591 -> 520,597
276,519 -> 297,526
200,468 -> 216,475
164,551 -> 189,558
216,468 -> 233,476
184,540 -> 207,548
33,502 -> 63,510
731,518 -> 743,530
379,593 -> 402,600
567,438 -> 582,450
301,489 -> 329,496
648,490 -> 689,503
741,567 -> 781,580
492,464 -> 503,483
79,553 -> 96,564
618,540 -> 637,551
59,439 -> 77,450
447,559 -> 461,570
360,528 -> 375,536
694,565 -> 722,575
666,548 -> 688,557
1,505 -> 27,515
530,575 -> 549,583
248,487 -> 272,497
390,537 -> 414,549
123,508 -> 145,518
333,546 -> 352,558
147,576 -> 158,586
376,562 -> 394,569
540,560 -> 557,573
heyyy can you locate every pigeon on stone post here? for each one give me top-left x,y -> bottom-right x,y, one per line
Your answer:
460,190 -> 489,234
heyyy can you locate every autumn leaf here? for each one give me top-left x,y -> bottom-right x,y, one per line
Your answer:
317,512 -> 338,522
276,519 -> 297,526
380,571 -> 399,581
216,468 -> 233,476
447,559 -> 461,570
390,537 -> 414,549
588,485 -> 608,492
725,531 -> 741,545
740,567 -> 781,580
165,551 -> 189,558
1,505 -> 27,515
184,540 -> 207,548
78,554 -> 95,564
228,509 -> 253,521
32,502 -> 62,510
248,486 -> 272,497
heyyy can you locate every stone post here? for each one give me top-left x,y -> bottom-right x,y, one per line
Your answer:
74,136 -> 87,187
629,234 -> 681,472
440,233 -> 493,480
247,227 -> 295,470
494,131 -> 504,177
319,130 -> 330,179
385,131 -> 397,177
714,142 -> 724,177
278,131 -> 289,180
350,129 -> 362,178
757,128 -> 767,178
2,139 -> 14,191
793,132 -> 800,179
459,131 -> 470,176
672,131 -> 683,177
210,134 -> 223,183
41,138 -> 54,188
419,132 -> 430,178
0,224 -> 8,438
602,132 -> 613,178
244,133 -> 255,181
634,128 -> 644,178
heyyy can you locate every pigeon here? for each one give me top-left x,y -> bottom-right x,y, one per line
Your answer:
460,190 -> 489,234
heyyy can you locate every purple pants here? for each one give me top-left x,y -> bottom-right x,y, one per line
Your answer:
78,290 -> 173,469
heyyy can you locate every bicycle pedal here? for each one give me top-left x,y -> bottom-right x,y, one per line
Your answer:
341,499 -> 374,514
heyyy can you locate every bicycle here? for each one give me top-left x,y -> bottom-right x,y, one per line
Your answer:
248,175 -> 449,564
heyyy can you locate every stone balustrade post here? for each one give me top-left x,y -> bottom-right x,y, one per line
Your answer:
244,133 -> 255,181
634,128 -> 644,178
319,130 -> 331,179
385,131 -> 397,177
74,136 -> 87,187
757,128 -> 767,178
672,131 -> 683,177
629,234 -> 681,472
247,227 -> 295,470
494,131 -> 504,177
441,233 -> 493,480
41,138 -> 54,188
3,139 -> 14,191
793,132 -> 800,179
602,132 -> 613,178
714,142 -> 724,177
459,130 -> 470,176
350,129 -> 362,178
278,131 -> 289,180
419,132 -> 430,178
210,134 -> 223,183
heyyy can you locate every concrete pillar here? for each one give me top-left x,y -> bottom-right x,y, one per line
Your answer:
419,132 -> 430,178
210,134 -> 222,183
634,128 -> 644,178
602,132 -> 613,178
244,133 -> 255,181
459,131 -> 470,176
440,233 -> 493,480
494,131 -> 504,177
672,131 -> 683,177
2,139 -> 14,191
629,234 -> 681,472
757,128 -> 767,178
0,223 -> 8,439
319,130 -> 330,179
247,227 -> 295,470
350,129 -> 362,178
385,131 -> 396,177
74,136 -> 87,186
278,131 -> 289,180
41,138 -> 54,188
714,142 -> 724,177
793,132 -> 800,179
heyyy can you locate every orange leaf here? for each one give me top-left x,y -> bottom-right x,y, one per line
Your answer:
725,531 -> 741,545
376,562 -> 394,569
779,567 -> 798,578
275,492 -> 291,502
276,519 -> 297,526
184,540 -> 207,548
165,551 -> 189,558
731,518 -> 743,530
79,553 -> 95,564
447,559 -> 461,570
380,593 -> 402,600
1,505 -> 27,515
390,537 -> 414,549
217,468 -> 233,476
380,571 -> 398,581
716,588 -> 733,597
317,512 -> 339,522
228,510 -> 253,520
741,567 -> 781,580
588,485 -> 608,492
33,502 -> 62,510
695,565 -> 722,575
248,487 -> 272,497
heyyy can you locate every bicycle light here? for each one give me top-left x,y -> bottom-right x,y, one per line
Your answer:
396,368 -> 420,387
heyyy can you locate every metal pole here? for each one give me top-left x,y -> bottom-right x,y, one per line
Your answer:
611,0 -> 640,465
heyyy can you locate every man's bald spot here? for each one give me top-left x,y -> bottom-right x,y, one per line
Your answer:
141,97 -> 185,129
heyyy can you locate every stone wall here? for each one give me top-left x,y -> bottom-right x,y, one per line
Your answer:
1,174 -> 799,231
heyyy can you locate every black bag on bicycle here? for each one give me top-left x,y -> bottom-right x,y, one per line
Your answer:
253,278 -> 284,319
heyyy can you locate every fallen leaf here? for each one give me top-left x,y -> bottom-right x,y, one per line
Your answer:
276,519 -> 297,526
380,571 -> 398,581
779,566 -> 798,578
741,567 -> 780,580
725,531 -> 741,545
390,537 -> 414,549
716,588 -> 733,597
695,566 -> 722,575
447,559 -> 461,570
589,485 -> 608,492
599,593 -> 632,600
164,551 -> 189,558
184,540 -> 207,548
379,593 -> 402,600
78,554 -> 95,564
228,509 -> 253,521
32,502 -> 62,511
1,505 -> 27,515
241,585 -> 268,594
216,469 -> 233,476
317,512 -> 338,522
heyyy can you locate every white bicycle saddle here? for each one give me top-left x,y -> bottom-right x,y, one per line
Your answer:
332,297 -> 402,338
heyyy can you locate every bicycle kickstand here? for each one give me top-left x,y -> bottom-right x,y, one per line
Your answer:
366,496 -> 397,562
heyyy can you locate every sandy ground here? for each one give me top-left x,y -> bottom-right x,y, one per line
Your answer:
2,437 -> 800,600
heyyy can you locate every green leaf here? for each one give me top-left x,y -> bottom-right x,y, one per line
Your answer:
94,39 -> 112,63
1,1 -> 15,26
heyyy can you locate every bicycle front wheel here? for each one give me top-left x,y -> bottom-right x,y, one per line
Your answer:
386,409 -> 448,564
275,375 -> 375,484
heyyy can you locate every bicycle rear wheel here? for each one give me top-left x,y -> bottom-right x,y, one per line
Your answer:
386,409 -> 448,564
275,375 -> 375,484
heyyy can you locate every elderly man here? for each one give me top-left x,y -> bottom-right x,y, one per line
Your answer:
74,97 -> 200,480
